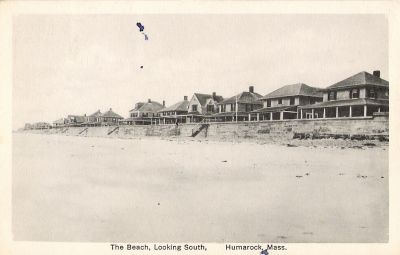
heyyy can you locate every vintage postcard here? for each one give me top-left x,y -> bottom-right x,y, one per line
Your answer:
1,1 -> 399,255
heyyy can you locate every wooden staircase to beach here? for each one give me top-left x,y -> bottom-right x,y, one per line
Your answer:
191,123 -> 209,137
107,126 -> 119,135
78,127 -> 88,135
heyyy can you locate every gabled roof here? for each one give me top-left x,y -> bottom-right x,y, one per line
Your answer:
101,108 -> 123,119
194,93 -> 224,106
220,91 -> 263,104
261,83 -> 323,99
159,100 -> 189,113
89,110 -> 102,117
137,101 -> 164,113
327,71 -> 389,90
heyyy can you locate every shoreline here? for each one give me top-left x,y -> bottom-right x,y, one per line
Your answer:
15,131 -> 389,149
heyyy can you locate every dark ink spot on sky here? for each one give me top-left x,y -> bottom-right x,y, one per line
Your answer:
136,22 -> 144,32
140,66 -> 143,69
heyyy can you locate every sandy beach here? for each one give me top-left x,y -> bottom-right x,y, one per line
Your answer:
12,133 -> 388,242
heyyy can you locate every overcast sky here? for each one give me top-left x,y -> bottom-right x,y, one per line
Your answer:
12,14 -> 388,129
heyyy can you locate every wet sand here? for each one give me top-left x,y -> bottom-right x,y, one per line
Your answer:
12,133 -> 388,242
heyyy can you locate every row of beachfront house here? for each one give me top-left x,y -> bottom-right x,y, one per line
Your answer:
24,70 -> 389,129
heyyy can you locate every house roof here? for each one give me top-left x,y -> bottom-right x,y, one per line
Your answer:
158,100 -> 189,113
261,83 -> 323,100
89,110 -> 102,117
220,91 -> 263,104
299,98 -> 389,109
136,101 -> 164,113
129,102 -> 145,112
194,93 -> 224,106
327,71 -> 389,90
252,105 -> 298,113
67,115 -> 86,123
101,108 -> 123,119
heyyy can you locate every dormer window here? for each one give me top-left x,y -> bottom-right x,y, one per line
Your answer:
290,97 -> 295,105
267,100 -> 271,107
192,105 -> 197,112
328,91 -> 337,101
350,88 -> 359,99
278,98 -> 282,105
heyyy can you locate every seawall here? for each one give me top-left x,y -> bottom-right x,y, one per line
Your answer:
23,116 -> 389,145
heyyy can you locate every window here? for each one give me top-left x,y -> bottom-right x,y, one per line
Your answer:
267,100 -> 271,107
278,98 -> 282,105
350,88 -> 359,99
367,88 -> 376,99
231,103 -> 236,112
192,105 -> 198,112
207,105 -> 214,112
290,97 -> 295,105
328,91 -> 337,101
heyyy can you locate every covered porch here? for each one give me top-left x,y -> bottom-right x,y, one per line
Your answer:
252,105 -> 298,121
298,99 -> 389,119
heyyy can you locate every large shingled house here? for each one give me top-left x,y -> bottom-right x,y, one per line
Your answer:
299,70 -> 389,119
254,83 -> 323,120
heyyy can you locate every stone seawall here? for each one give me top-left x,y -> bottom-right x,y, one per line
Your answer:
25,116 -> 389,144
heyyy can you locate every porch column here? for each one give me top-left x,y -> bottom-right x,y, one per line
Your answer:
280,111 -> 283,120
378,107 -> 381,112
349,106 -> 352,118
163,118 -> 166,124
323,108 -> 326,118
257,113 -> 260,122
336,107 -> 339,118
232,116 -> 234,122
300,109 -> 303,119
311,109 -> 315,119
270,112 -> 273,121
248,113 -> 251,122
364,105 -> 367,117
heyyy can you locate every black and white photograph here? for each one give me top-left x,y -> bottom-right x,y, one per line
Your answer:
1,1 -> 400,255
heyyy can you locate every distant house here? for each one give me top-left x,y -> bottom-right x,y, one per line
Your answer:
32,122 -> 51,129
53,118 -> 68,127
255,83 -> 323,120
187,92 -> 223,123
24,123 -> 33,130
214,86 -> 263,122
158,96 -> 189,124
66,115 -> 86,126
299,71 -> 389,119
99,108 -> 123,125
122,99 -> 165,125
85,110 -> 102,126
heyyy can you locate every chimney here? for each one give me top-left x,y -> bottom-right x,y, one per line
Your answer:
109,108 -> 112,111
212,92 -> 216,98
163,100 -> 165,107
249,86 -> 254,93
373,70 -> 380,78
184,96 -> 188,101
148,99 -> 151,103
